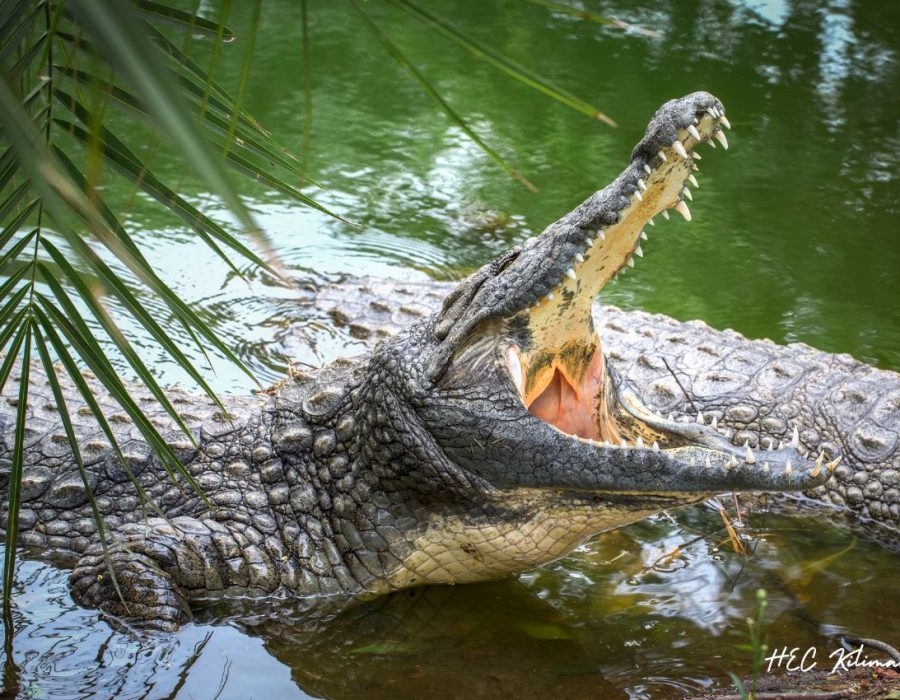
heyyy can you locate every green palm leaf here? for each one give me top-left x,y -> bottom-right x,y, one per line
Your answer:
349,0 -> 537,192
0,0 -> 310,614
387,0 -> 617,126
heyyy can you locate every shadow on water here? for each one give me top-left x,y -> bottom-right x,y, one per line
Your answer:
232,583 -> 625,699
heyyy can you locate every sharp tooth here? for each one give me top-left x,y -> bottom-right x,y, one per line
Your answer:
705,456 -> 712,469
620,439 -> 628,448
565,268 -> 577,280
661,210 -> 670,220
602,439 -> 610,447
682,187 -> 693,201
693,152 -> 702,160
643,163 -> 652,175
725,456 -> 738,469
586,237 -> 594,248
708,139 -> 717,149
667,412 -> 675,421
640,230 -> 648,240
714,130 -> 729,149
658,150 -> 668,162
599,230 -> 607,241
634,244 -> 643,257
652,441 -> 660,451
688,174 -> 699,188
811,459 -> 821,478
648,217 -> 655,226
711,416 -> 718,430
763,461 -> 770,473
720,114 -> 731,130
673,141 -> 689,159
636,436 -> 645,448
778,440 -> 785,450
637,178 -> 647,191
546,292 -> 555,301
675,200 -> 692,221
692,163 -> 699,171
687,124 -> 701,141
815,452 -> 825,470
697,410 -> 705,424
744,441 -> 756,464
575,253 -> 584,263
827,455 -> 842,472
634,189 -> 643,201
709,106 -> 720,118
626,256 -> 635,267
790,426 -> 800,449
784,461 -> 792,476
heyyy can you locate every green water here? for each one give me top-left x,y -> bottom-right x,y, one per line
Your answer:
98,0 -> 900,391
5,0 -> 900,697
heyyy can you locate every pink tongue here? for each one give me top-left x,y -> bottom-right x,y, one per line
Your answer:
528,368 -> 601,440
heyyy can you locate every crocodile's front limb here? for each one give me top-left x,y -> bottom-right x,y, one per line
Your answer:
69,516 -> 281,631
0,363 -> 297,628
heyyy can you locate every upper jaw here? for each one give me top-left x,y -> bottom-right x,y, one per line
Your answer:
499,92 -> 732,448
520,91 -> 729,319
425,92 -> 731,382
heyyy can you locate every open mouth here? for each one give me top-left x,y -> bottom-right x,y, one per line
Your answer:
499,95 -> 840,488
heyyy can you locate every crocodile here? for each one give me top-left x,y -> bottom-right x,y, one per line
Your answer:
0,92 -> 876,632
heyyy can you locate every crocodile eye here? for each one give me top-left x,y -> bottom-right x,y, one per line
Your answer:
491,247 -> 520,275
496,259 -> 514,273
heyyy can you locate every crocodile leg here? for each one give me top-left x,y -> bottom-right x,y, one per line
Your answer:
70,515 -> 281,631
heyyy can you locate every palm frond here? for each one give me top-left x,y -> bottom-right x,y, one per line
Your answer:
349,0 -> 537,192
1,320 -> 30,609
387,0 -> 617,126
31,325 -> 126,605
133,0 -> 236,40
0,0 -> 320,612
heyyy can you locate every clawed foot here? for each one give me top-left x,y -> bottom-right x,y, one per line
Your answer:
70,546 -> 191,632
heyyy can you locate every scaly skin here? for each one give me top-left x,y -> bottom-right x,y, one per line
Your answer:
0,93 -> 848,630
303,277 -> 900,535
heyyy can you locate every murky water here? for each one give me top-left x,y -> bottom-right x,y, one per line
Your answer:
4,0 -> 900,697
4,508 -> 897,699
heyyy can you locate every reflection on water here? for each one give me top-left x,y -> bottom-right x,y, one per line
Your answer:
64,0 -> 900,393
3,507 -> 898,699
3,0 -> 900,696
